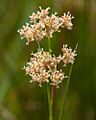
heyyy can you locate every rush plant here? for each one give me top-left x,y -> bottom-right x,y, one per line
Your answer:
18,7 -> 77,120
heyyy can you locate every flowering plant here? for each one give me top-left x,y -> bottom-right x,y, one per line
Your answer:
18,7 -> 77,120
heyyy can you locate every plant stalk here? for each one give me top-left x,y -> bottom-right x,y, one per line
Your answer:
59,64 -> 73,120
47,37 -> 53,120
51,85 -> 54,110
47,84 -> 53,120
37,41 -> 40,50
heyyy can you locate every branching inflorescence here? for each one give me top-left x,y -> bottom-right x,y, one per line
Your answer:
18,7 -> 77,88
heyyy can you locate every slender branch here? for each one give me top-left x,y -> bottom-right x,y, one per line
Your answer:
37,41 -> 40,50
47,37 -> 53,120
59,64 -> 73,120
48,37 -> 51,54
47,84 -> 52,120
59,43 -> 78,120
48,37 -> 55,111
51,85 -> 54,110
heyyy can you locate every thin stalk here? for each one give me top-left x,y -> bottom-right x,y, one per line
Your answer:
59,64 -> 73,120
47,84 -> 52,120
48,37 -> 51,54
48,37 -> 54,109
51,85 -> 54,110
47,37 -> 53,120
59,43 -> 78,120
37,41 -> 40,50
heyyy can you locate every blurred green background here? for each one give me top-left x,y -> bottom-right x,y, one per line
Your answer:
0,0 -> 96,120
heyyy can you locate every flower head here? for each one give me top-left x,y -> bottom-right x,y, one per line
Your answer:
50,69 -> 65,88
24,49 -> 66,87
62,44 -> 77,65
18,7 -> 74,44
23,44 -> 76,87
18,7 -> 76,88
60,11 -> 74,30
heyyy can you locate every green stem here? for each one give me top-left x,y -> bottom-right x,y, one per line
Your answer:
59,43 -> 78,120
48,37 -> 51,54
47,37 -> 53,120
37,41 -> 40,50
59,64 -> 73,120
47,84 -> 53,120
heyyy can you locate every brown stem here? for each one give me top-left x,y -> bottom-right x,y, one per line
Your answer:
51,85 -> 54,110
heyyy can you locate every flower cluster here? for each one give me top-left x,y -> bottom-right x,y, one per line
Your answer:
62,44 -> 77,65
24,46 -> 76,87
18,7 -> 77,87
18,7 -> 74,45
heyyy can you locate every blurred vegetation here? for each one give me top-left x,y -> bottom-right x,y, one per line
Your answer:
0,0 -> 96,120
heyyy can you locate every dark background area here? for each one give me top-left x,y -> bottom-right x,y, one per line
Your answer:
0,0 -> 96,120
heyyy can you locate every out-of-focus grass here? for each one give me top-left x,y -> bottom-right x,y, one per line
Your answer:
0,0 -> 96,120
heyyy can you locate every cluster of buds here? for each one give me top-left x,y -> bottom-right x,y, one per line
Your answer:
23,46 -> 76,87
18,7 -> 74,45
